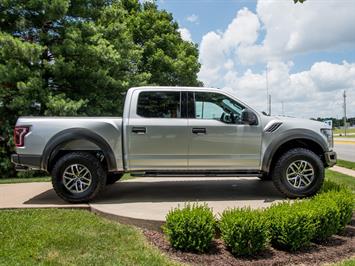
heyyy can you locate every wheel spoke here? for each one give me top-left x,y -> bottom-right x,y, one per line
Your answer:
286,160 -> 314,189
63,164 -> 92,194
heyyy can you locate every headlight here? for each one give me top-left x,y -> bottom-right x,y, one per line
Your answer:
321,128 -> 333,148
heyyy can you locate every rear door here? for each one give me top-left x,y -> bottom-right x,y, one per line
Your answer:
126,90 -> 189,170
187,91 -> 262,170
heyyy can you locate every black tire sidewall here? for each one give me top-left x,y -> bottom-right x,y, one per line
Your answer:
273,148 -> 324,198
52,152 -> 106,203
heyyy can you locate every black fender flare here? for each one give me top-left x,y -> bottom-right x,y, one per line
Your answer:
42,128 -> 117,171
262,129 -> 328,172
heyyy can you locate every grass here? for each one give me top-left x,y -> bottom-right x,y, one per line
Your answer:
326,169 -> 355,192
334,135 -> 355,139
0,208 -> 178,266
336,159 -> 355,171
0,176 -> 51,184
330,257 -> 355,266
334,128 -> 355,135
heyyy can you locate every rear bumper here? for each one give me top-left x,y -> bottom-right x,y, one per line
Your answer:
324,151 -> 337,167
11,154 -> 42,170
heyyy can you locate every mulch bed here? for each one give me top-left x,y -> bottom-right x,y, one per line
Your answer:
143,217 -> 355,266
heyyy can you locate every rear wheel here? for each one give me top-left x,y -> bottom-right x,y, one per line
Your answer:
51,152 -> 107,203
271,148 -> 324,198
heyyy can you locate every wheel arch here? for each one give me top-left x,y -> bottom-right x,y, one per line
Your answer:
42,128 -> 117,172
262,131 -> 328,174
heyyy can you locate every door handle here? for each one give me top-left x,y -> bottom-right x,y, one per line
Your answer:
192,128 -> 207,134
132,127 -> 146,134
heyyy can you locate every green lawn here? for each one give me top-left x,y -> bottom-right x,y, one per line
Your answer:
326,169 -> 355,192
0,176 -> 51,184
0,208 -> 177,266
334,135 -> 355,139
336,159 -> 355,171
334,128 -> 355,135
331,257 -> 355,266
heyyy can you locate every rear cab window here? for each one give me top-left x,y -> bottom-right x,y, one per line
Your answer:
137,91 -> 181,118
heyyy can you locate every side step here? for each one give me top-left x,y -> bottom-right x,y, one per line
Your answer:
131,170 -> 263,177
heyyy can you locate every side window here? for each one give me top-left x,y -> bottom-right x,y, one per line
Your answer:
137,91 -> 181,118
194,92 -> 245,124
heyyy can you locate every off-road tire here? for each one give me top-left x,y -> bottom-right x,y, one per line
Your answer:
106,172 -> 123,185
51,152 -> 107,203
271,148 -> 324,198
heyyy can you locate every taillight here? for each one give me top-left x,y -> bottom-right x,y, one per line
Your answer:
14,126 -> 29,147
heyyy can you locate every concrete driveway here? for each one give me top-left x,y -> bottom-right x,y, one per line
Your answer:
0,177 -> 284,229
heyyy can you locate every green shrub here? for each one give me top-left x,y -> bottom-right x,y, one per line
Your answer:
266,201 -> 316,251
219,208 -> 269,256
325,190 -> 354,232
163,203 -> 215,252
306,194 -> 340,242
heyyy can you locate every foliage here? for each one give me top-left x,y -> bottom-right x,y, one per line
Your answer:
327,190 -> 354,232
219,208 -> 269,256
0,0 -> 201,178
0,209 -> 176,265
163,203 -> 215,252
306,194 -> 340,242
266,201 -> 317,251
44,94 -> 88,116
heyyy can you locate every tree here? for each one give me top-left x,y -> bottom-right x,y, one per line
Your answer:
0,0 -> 201,178
122,0 -> 201,86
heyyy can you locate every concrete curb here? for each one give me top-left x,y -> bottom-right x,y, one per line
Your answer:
330,165 -> 355,177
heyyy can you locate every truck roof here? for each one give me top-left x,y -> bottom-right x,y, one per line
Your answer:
129,86 -> 221,92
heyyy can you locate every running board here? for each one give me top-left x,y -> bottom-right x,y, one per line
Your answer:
131,170 -> 263,177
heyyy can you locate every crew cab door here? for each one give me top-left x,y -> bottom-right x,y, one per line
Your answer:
125,90 -> 189,170
187,91 -> 262,170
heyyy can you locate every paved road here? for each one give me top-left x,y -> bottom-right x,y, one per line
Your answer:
334,142 -> 355,162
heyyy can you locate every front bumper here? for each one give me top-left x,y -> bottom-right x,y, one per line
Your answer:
324,151 -> 337,167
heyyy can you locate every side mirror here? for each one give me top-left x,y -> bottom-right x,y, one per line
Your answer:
241,109 -> 258,125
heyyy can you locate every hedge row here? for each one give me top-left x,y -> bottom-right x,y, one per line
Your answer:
163,181 -> 353,255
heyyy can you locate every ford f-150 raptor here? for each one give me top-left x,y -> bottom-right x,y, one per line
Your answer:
11,87 -> 337,203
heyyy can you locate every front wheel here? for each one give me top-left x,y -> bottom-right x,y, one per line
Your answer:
51,152 -> 107,203
271,148 -> 324,198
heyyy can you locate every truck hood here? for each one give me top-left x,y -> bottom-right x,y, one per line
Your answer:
273,116 -> 331,129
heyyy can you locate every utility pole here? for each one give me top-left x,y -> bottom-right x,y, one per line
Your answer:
343,90 -> 347,136
266,65 -> 271,115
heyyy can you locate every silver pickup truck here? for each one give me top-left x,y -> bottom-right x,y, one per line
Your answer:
12,86 -> 336,203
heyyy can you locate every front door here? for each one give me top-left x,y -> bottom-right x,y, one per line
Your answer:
188,91 -> 262,170
126,90 -> 189,170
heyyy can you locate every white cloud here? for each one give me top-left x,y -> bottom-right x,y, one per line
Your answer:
178,28 -> 192,42
198,8 -> 260,86
198,0 -> 355,118
186,14 -> 199,23
223,61 -> 355,118
240,0 -> 355,63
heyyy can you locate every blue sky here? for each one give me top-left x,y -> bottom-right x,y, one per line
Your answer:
155,0 -> 355,118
